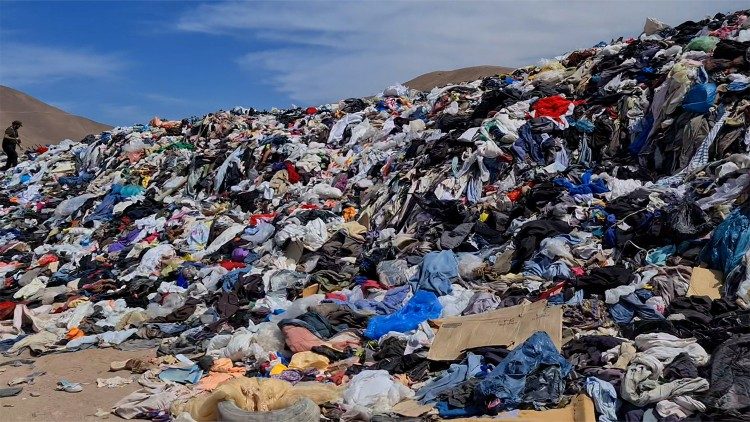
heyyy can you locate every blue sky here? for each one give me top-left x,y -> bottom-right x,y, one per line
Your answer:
0,1 -> 745,126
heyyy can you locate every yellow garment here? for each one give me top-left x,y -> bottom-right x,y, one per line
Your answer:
528,60 -> 566,82
341,221 -> 367,240
115,310 -> 148,330
175,377 -> 341,422
269,170 -> 290,195
68,297 -> 89,308
269,364 -> 288,375
288,351 -> 330,370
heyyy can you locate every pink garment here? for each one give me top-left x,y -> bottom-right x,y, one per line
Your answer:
281,326 -> 328,353
281,326 -> 361,353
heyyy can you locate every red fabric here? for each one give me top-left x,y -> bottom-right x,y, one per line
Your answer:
37,254 -> 58,266
325,292 -> 347,301
0,301 -> 16,320
249,213 -> 277,226
299,203 -> 319,210
305,107 -> 318,115
538,281 -> 566,300
36,146 -> 49,154
571,267 -> 586,277
532,95 -> 585,124
329,370 -> 347,385
285,162 -> 301,183
219,261 -> 246,271
360,280 -> 383,291
507,189 -> 523,202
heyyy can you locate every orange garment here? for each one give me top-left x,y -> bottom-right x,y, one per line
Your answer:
342,207 -> 357,221
210,358 -> 245,374
67,327 -> 85,339
197,358 -> 246,391
36,254 -> 58,266
197,372 -> 242,391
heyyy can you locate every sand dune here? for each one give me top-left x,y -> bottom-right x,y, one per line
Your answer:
404,65 -> 514,91
0,85 -> 111,148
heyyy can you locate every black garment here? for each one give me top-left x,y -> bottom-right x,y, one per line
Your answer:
311,345 -> 351,362
704,334 -> 750,415
373,352 -> 429,381
439,223 -> 474,250
216,292 -> 240,319
3,126 -> 19,144
311,303 -> 369,329
522,365 -> 568,409
662,352 -> 699,382
562,335 -> 624,367
2,140 -> 18,170
278,311 -> 341,339
151,299 -> 198,323
373,337 -> 406,360
236,273 -> 265,302
436,378 -> 480,408
523,182 -> 564,211
713,39 -> 750,62
463,346 -> 510,366
573,265 -> 632,297
511,220 -> 572,271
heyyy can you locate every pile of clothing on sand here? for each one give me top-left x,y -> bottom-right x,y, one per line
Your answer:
2,9 -> 750,422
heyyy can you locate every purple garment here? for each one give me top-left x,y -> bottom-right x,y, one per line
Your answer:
333,173 -> 348,191
232,247 -> 250,262
323,284 -> 411,316
351,284 -> 411,315
108,229 -> 142,253
274,370 -> 303,384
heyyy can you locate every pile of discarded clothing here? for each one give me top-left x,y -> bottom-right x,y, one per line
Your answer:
2,9 -> 750,422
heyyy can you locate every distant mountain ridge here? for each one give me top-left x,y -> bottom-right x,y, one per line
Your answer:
0,85 -> 111,148
404,65 -> 515,91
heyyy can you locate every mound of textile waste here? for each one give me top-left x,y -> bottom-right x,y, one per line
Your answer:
2,9 -> 750,422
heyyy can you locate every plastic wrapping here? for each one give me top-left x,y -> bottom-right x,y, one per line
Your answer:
682,68 -> 717,114
364,290 -> 442,339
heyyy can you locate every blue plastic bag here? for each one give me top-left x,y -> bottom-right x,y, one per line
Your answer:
701,206 -> 750,284
364,290 -> 442,339
682,67 -> 717,114
554,170 -> 609,195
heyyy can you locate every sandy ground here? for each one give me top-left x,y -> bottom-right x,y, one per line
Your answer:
0,347 -> 155,421
404,65 -> 515,91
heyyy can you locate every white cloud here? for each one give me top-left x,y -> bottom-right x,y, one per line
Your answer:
143,93 -> 190,105
0,42 -> 126,87
177,0 -> 743,105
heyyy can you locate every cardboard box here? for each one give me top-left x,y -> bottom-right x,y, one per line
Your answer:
427,299 -> 562,361
446,394 -> 595,422
687,267 -> 723,300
